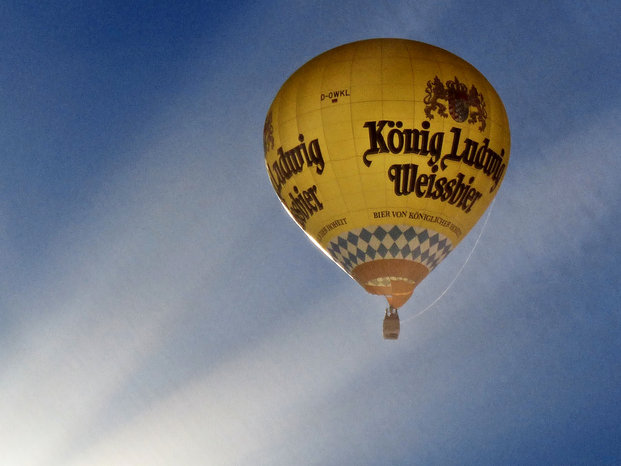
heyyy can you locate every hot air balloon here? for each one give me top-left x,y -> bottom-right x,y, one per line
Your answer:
263,39 -> 510,339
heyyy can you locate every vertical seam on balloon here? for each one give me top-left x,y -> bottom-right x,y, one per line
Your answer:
318,50 -> 348,248
350,41 -> 366,225
433,51 -> 452,233
380,40 -> 388,213
275,85 -> 285,205
407,41 -> 428,216
299,56 -> 320,235
415,45 -> 437,222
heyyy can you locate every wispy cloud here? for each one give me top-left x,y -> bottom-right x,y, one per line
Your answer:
0,112 -> 268,464
9,110 -> 611,465
1,2 -> 619,464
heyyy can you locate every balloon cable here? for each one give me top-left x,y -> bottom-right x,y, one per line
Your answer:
402,199 -> 495,324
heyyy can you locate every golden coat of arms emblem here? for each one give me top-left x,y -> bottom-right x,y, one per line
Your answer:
424,76 -> 488,131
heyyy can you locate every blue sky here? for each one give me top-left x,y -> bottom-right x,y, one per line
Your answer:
1,1 -> 620,464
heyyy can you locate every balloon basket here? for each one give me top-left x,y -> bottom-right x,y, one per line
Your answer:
383,307 -> 400,340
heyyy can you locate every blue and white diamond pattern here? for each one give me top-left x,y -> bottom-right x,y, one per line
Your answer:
326,225 -> 453,273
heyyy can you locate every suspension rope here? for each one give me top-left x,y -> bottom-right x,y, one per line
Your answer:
401,199 -> 495,324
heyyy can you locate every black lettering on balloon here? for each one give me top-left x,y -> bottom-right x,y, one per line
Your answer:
361,120 -> 507,203
387,163 -> 482,213
267,134 -> 326,197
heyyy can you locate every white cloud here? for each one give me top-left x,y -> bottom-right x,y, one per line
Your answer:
0,109 -> 269,465
60,288 -> 385,466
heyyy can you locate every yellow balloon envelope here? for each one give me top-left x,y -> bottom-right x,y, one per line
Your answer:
264,39 -> 510,314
